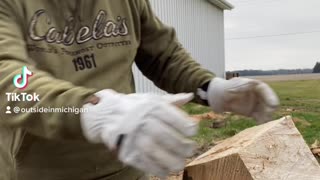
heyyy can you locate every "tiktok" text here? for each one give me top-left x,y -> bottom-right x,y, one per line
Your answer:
6,93 -> 40,102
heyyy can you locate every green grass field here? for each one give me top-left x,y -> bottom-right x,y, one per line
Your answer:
183,79 -> 320,148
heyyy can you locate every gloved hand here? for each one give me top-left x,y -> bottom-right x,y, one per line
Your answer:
202,77 -> 279,124
80,90 -> 197,177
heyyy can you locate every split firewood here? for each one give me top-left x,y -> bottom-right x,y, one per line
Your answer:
183,116 -> 320,180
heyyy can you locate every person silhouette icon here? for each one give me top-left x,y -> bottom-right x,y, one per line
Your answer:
6,106 -> 12,114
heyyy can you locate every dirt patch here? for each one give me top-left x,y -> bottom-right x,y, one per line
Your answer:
191,112 -> 225,122
292,117 -> 311,126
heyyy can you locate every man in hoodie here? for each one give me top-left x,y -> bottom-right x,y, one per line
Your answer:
0,0 -> 279,179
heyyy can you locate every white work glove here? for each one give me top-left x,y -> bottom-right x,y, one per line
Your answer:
201,77 -> 279,124
80,90 -> 197,177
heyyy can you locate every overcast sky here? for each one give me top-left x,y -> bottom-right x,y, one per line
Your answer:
224,0 -> 320,71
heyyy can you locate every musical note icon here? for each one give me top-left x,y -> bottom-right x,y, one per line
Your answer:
13,66 -> 33,89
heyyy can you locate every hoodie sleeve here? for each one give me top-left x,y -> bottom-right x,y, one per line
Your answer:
0,1 -> 97,140
135,0 -> 215,104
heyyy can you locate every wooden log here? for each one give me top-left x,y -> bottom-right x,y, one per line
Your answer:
183,116 -> 320,180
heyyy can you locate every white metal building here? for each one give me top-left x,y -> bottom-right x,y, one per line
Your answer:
133,0 -> 233,93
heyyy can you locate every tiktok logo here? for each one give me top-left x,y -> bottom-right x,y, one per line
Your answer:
13,66 -> 33,89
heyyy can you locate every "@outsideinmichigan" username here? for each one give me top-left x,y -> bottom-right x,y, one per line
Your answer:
5,106 -> 88,115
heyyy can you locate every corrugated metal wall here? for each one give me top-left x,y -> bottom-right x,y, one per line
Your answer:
133,0 -> 225,93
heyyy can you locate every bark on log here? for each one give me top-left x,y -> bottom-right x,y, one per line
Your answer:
183,116 -> 320,180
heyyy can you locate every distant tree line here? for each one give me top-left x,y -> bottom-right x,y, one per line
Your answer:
227,69 -> 313,76
313,62 -> 320,73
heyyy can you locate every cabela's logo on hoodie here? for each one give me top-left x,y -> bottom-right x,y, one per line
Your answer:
28,10 -> 129,45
